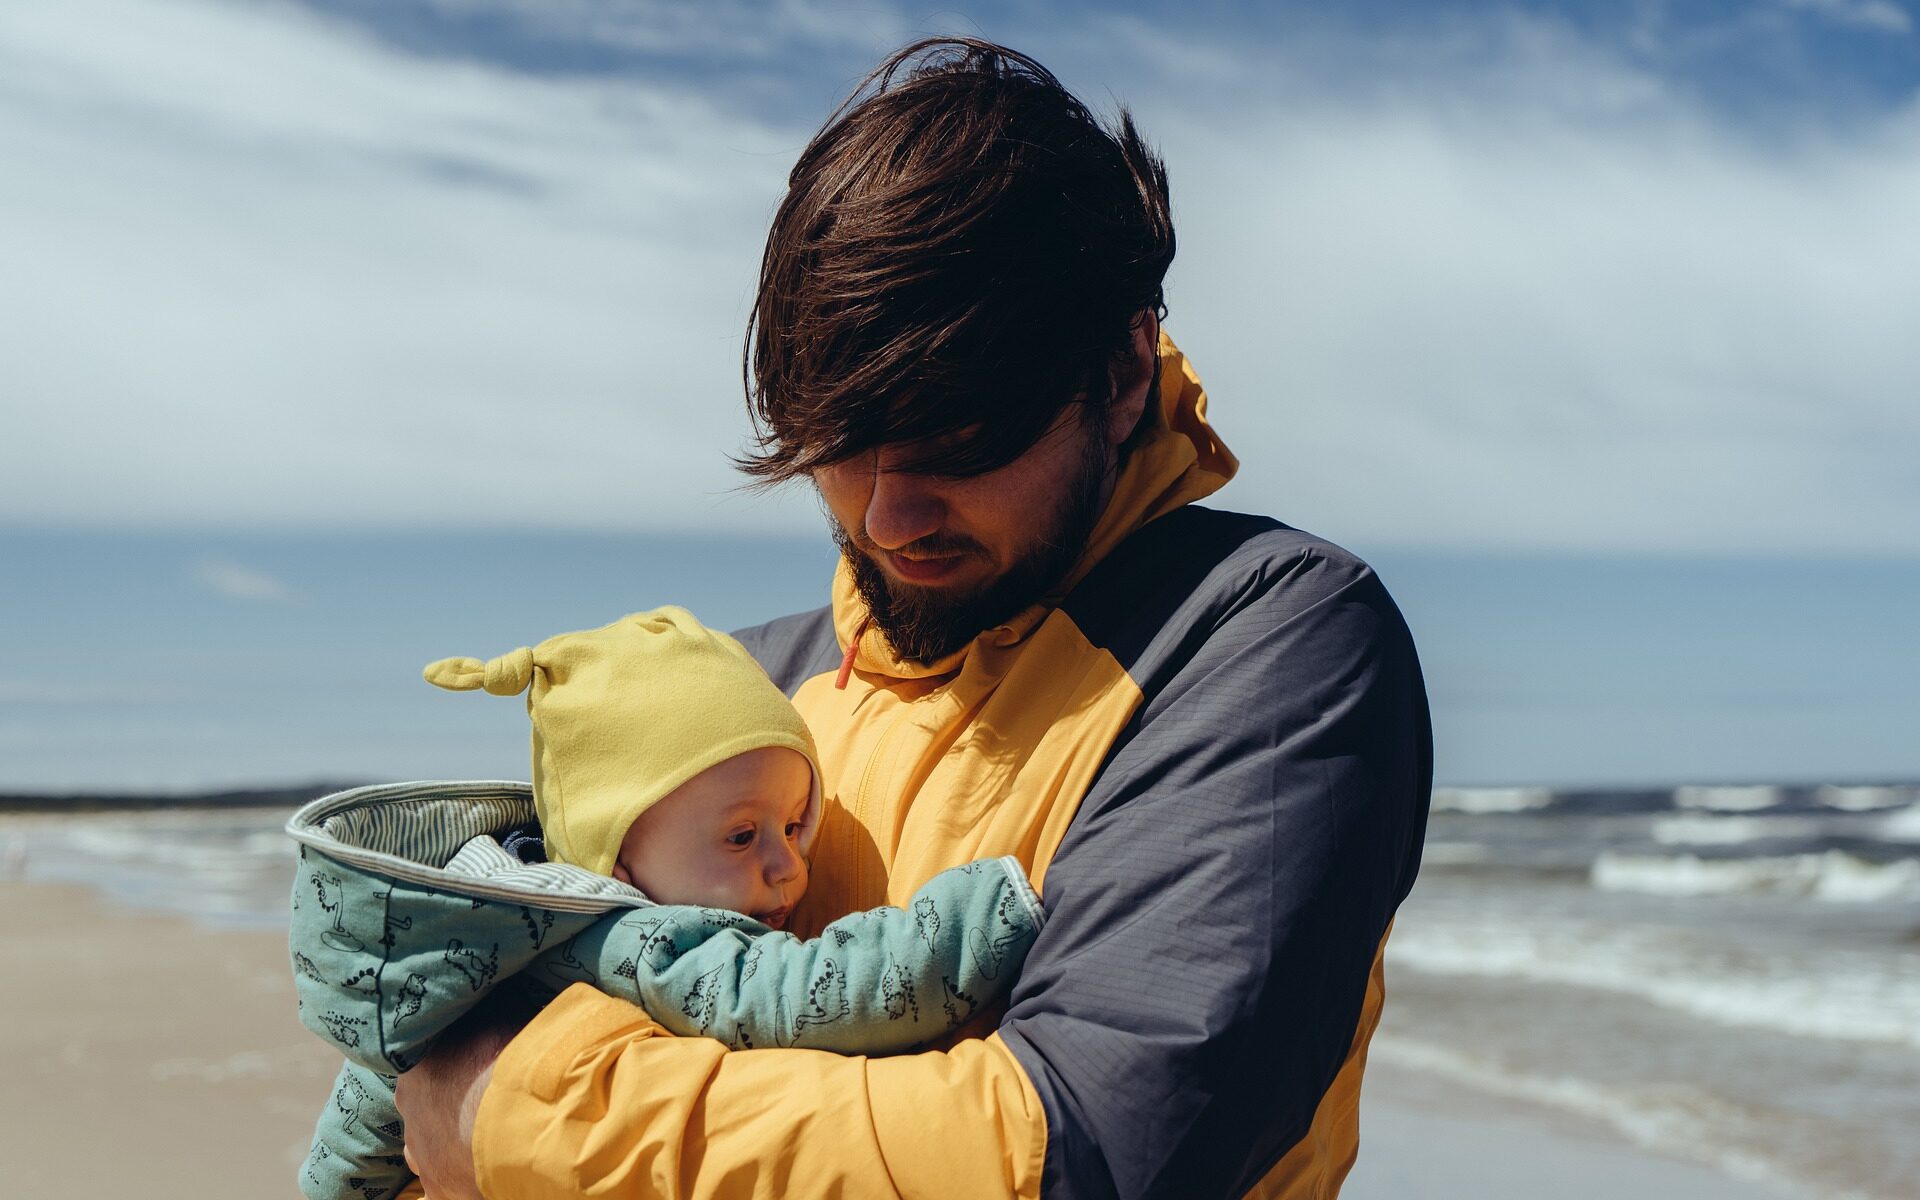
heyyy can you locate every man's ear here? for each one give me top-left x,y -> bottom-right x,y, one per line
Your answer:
1105,310 -> 1159,448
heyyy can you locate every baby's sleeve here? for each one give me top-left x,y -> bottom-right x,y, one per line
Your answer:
530,856 -> 1045,1053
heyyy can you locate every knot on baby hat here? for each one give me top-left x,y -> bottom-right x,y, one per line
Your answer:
422,606 -> 821,877
422,646 -> 536,696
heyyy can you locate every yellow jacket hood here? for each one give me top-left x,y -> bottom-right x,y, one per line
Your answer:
830,332 -> 1240,681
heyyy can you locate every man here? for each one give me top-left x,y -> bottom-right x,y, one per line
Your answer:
398,37 -> 1430,1199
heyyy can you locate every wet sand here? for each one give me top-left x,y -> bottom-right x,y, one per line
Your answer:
0,877 -> 1809,1198
0,881 -> 341,1198
1345,1062 -> 1806,1200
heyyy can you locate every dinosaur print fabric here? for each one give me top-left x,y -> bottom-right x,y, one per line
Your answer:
287,780 -> 1045,1200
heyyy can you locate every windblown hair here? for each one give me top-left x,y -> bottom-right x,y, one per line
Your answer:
739,37 -> 1175,482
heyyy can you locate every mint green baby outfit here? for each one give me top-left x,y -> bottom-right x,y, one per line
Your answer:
288,780 -> 1044,1200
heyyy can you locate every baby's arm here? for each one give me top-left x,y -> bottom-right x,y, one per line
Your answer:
528,856 -> 1045,1053
300,1060 -> 408,1200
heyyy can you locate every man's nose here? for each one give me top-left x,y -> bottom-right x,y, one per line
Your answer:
862,467 -> 944,551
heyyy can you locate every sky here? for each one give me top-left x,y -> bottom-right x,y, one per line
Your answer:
2,0 -> 1917,789
4,0 -> 1917,551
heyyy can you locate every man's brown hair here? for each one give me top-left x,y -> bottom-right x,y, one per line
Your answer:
739,37 -> 1174,482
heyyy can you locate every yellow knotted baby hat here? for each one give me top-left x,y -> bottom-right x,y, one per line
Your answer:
424,606 -> 821,876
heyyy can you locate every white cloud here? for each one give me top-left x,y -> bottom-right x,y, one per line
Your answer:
1782,0 -> 1914,36
1067,15 -> 1920,555
410,0 -> 910,58
0,0 -> 825,533
192,557 -> 290,600
1,0 -> 1916,555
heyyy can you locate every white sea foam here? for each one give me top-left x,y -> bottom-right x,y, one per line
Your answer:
1817,785 -> 1918,812
22,811 -> 298,927
1675,785 -> 1783,812
1649,814 -> 1825,846
1431,787 -> 1553,814
1592,850 -> 1920,903
1387,917 -> 1920,1050
1877,805 -> 1920,843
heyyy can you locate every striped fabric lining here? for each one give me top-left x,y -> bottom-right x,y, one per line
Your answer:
317,788 -> 527,867
287,780 -> 653,914
443,834 -> 538,876
441,833 -> 661,904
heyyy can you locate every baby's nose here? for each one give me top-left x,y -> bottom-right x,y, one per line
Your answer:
766,842 -> 803,885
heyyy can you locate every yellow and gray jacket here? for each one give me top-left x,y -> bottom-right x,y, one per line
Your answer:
467,336 -> 1434,1200
286,783 -> 1043,1200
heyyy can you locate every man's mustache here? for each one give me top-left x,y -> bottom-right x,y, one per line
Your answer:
836,522 -> 988,565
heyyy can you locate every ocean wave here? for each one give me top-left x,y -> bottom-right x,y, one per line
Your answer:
1431,787 -> 1553,814
1649,814 -> 1828,846
15,812 -> 298,928
1592,850 -> 1920,903
1817,785 -> 1918,812
1387,919 -> 1920,1050
1878,806 -> 1920,843
66,824 -> 295,869
1675,785 -> 1784,812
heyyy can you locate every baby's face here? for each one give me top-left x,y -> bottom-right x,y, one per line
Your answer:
610,746 -> 814,930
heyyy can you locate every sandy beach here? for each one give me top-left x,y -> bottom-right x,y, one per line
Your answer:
0,870 -> 1815,1199
1343,1063 -> 1804,1200
0,881 -> 343,1198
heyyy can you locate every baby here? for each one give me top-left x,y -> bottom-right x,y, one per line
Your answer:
288,607 -> 1044,1200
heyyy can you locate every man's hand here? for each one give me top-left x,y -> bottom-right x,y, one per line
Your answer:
395,993 -> 529,1200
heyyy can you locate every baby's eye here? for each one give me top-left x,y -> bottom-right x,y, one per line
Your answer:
784,821 -> 803,840
727,829 -> 755,848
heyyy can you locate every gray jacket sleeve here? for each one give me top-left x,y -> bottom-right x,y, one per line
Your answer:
998,511 -> 1434,1200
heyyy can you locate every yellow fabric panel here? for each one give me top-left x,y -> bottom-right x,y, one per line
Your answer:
475,983 -> 1043,1199
867,1034 -> 1047,1198
1240,927 -> 1392,1200
788,612 -> 1144,933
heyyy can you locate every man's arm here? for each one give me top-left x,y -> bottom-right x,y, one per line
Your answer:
1003,535 -> 1432,1197
409,534 -> 1429,1199
394,990 -> 533,1200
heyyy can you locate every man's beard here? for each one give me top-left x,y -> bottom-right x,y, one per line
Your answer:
832,432 -> 1111,665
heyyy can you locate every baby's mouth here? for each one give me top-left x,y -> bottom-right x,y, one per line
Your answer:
758,906 -> 791,930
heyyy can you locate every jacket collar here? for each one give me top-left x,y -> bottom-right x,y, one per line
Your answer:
830,332 -> 1239,682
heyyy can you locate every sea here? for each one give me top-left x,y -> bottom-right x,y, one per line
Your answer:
1382,782 -> 1920,1200
3,780 -> 1916,1200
